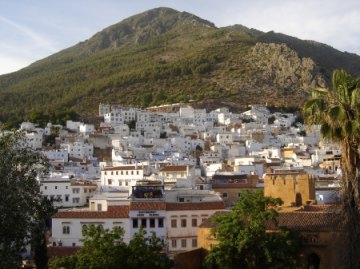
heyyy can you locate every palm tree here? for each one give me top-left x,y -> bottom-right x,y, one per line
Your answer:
304,69 -> 360,268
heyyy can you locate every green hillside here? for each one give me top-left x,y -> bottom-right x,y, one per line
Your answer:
0,7 -> 360,126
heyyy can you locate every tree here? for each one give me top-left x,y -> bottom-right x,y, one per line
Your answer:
303,69 -> 360,268
51,226 -> 171,269
206,190 -> 301,269
126,227 -> 171,269
0,130 -> 50,268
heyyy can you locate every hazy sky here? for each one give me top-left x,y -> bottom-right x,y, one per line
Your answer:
0,0 -> 359,75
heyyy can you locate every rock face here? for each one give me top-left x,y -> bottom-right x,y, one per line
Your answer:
242,43 -> 326,106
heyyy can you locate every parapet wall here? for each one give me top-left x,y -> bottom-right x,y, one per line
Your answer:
264,173 -> 316,206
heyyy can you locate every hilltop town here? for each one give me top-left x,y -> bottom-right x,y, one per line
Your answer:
5,103 -> 342,268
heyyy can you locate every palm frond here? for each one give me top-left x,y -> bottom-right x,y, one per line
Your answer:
351,88 -> 360,107
328,106 -> 346,122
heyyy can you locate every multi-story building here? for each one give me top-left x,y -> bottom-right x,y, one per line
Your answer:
39,172 -> 97,208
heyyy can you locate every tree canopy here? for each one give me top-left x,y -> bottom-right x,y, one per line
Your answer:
0,130 -> 50,268
50,225 -> 171,269
303,69 -> 360,268
206,190 -> 302,269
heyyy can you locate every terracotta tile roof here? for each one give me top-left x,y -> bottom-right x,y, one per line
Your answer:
212,183 -> 258,189
130,201 -> 166,210
53,205 -> 129,219
274,211 -> 342,232
198,208 -> 342,232
166,201 -> 225,211
103,166 -> 143,171
160,165 -> 192,172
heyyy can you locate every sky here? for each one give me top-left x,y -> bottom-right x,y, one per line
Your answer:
0,0 -> 359,75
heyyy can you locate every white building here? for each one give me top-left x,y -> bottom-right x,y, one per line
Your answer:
39,173 -> 97,208
165,190 -> 225,255
101,165 -> 145,194
51,204 -> 130,247
42,149 -> 69,162
63,141 -> 94,159
79,124 -> 95,134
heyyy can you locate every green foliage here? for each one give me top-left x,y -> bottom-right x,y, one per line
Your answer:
0,130 -> 50,268
126,228 -> 171,269
50,225 -> 171,269
29,110 -> 80,128
303,70 -> 360,144
206,190 -> 302,269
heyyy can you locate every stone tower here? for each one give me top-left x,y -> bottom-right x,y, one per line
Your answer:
264,172 -> 316,206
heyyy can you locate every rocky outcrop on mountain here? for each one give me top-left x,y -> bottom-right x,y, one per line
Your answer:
241,43 -> 326,106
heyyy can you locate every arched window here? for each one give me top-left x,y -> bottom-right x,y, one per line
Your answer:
307,253 -> 320,269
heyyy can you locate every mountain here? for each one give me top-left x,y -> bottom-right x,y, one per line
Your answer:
1,7 -> 360,126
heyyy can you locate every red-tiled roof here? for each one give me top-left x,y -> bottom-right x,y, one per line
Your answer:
53,205 -> 129,219
212,183 -> 258,189
103,166 -> 143,171
199,210 -> 342,232
166,201 -> 225,211
160,165 -> 192,172
130,202 -> 166,210
275,211 -> 342,232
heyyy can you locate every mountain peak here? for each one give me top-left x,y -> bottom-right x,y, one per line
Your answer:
81,7 -> 216,53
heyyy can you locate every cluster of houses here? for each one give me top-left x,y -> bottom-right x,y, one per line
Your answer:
10,103 -> 342,265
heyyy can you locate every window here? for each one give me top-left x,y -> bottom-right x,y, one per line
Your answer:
171,240 -> 177,248
150,218 -> 155,228
192,238 -> 197,248
65,195 -> 69,202
141,218 -> 147,228
44,186 -> 47,190
179,197 -> 185,202
133,219 -> 138,228
72,188 -> 80,194
181,219 -> 187,228
222,192 -> 228,198
108,179 -> 112,185
97,204 -> 102,211
171,219 -> 177,228
72,198 -> 80,203
62,226 -> 70,234
55,186 -> 57,190
192,219 -> 197,227
158,218 -> 164,228
181,239 -> 187,248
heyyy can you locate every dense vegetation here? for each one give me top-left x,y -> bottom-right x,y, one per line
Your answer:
1,7 -> 360,125
0,131 -> 53,269
50,225 -> 171,269
206,190 -> 302,269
